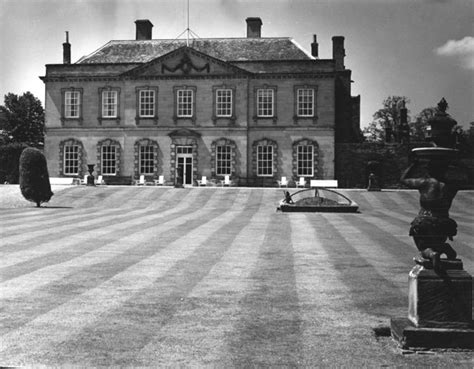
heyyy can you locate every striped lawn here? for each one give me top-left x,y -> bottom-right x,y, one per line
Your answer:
0,187 -> 473,367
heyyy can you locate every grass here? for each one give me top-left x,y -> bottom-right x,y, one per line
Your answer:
0,185 -> 473,367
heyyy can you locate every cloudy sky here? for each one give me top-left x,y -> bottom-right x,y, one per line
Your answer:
0,0 -> 473,128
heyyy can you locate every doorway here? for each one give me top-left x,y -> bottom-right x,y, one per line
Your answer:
176,146 -> 193,186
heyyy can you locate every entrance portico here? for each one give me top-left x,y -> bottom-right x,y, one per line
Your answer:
169,128 -> 200,186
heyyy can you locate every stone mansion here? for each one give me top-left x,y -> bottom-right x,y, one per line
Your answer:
41,18 -> 360,186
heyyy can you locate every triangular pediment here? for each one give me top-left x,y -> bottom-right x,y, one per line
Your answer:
122,46 -> 250,77
168,128 -> 201,138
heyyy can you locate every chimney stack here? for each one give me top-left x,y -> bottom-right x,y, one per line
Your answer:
246,17 -> 262,38
135,19 -> 153,40
332,36 -> 345,70
311,34 -> 318,58
63,31 -> 71,64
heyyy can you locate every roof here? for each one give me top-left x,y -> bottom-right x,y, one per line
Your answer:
77,38 -> 313,64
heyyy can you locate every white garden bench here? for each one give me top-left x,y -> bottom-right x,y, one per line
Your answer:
310,179 -> 338,188
49,177 -> 76,185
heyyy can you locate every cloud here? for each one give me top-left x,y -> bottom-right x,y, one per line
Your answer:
435,36 -> 474,69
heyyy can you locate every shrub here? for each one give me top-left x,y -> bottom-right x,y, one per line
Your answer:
0,142 -> 28,183
19,148 -> 53,207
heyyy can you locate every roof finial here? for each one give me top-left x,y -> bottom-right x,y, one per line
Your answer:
438,98 -> 448,113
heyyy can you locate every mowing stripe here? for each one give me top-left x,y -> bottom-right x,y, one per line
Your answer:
310,214 -> 406,318
0,189 -> 204,268
384,191 -> 419,214
321,213 -> 408,293
59,190 -> 267,366
226,207 -> 303,367
0,190 -> 255,360
0,190 -> 239,339
289,213 -> 383,365
0,188 -> 199,245
0,189 -> 228,295
367,209 -> 474,267
134,191 -> 273,365
0,187 -> 188,237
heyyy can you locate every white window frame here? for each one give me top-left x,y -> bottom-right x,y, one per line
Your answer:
63,145 -> 79,175
216,145 -> 232,175
65,91 -> 80,118
297,145 -> 314,177
177,89 -> 193,117
139,89 -> 156,118
297,88 -> 314,117
257,145 -> 273,176
139,145 -> 154,175
216,89 -> 232,117
257,89 -> 274,117
102,90 -> 118,118
101,145 -> 117,175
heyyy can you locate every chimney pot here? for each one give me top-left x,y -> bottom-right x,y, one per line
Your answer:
63,31 -> 71,64
332,36 -> 345,70
135,19 -> 153,40
246,17 -> 262,38
311,34 -> 319,58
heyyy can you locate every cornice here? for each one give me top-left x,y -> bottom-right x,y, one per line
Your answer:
40,71 -> 336,83
45,126 -> 250,132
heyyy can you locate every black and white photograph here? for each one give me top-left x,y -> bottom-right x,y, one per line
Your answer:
0,0 -> 473,367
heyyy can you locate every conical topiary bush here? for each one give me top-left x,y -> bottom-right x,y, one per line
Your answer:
19,148 -> 53,207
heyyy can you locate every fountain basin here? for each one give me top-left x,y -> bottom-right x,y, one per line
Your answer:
278,188 -> 359,213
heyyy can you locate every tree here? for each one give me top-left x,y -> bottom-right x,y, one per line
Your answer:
19,148 -> 53,207
363,96 -> 410,143
410,107 -> 437,142
362,121 -> 385,142
0,92 -> 44,147
453,124 -> 473,155
0,142 -> 28,183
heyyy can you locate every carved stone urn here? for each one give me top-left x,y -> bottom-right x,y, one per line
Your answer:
391,99 -> 473,349
87,164 -> 95,186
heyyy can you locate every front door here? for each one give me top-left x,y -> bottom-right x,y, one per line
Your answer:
176,146 -> 193,186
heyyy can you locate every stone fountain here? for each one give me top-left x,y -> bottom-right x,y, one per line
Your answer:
391,99 -> 473,349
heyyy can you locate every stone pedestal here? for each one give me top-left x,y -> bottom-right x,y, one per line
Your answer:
391,259 -> 474,349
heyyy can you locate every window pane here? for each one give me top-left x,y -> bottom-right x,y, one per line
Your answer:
257,145 -> 273,176
216,145 -> 232,175
139,145 -> 154,175
176,146 -> 193,154
139,90 -> 155,117
102,90 -> 118,118
257,89 -> 274,117
297,89 -> 314,117
64,145 -> 79,175
297,145 -> 313,176
177,90 -> 193,117
101,145 -> 116,175
65,91 -> 80,118
216,89 -> 232,117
